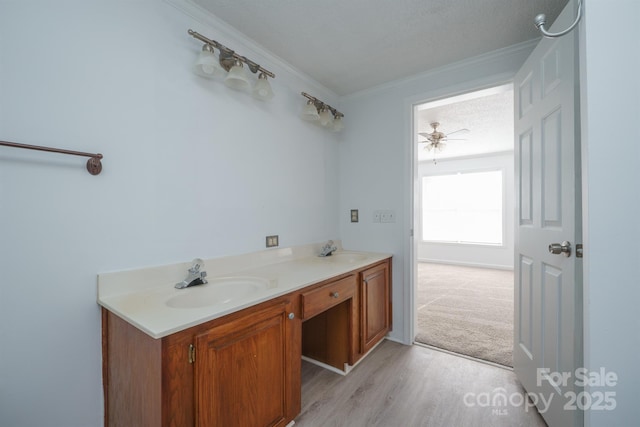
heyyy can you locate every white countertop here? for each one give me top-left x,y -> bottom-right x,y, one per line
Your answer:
97,242 -> 391,339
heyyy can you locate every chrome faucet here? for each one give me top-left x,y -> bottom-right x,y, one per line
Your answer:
319,240 -> 337,257
175,258 -> 208,289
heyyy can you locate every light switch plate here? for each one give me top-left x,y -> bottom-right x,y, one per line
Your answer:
350,209 -> 359,222
374,210 -> 395,223
381,210 -> 396,223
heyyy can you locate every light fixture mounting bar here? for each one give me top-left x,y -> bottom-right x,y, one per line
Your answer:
301,92 -> 343,118
188,29 -> 275,78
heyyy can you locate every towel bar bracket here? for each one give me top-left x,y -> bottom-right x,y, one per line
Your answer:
86,156 -> 103,175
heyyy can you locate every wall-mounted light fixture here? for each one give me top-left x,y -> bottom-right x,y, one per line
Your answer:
188,29 -> 275,101
300,92 -> 344,132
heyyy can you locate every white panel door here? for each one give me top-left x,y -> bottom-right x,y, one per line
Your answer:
514,1 -> 582,426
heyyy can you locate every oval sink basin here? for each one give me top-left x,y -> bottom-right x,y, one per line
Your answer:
321,252 -> 367,263
166,276 -> 271,309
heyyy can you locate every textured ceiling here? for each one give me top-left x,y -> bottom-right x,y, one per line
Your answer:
192,0 -> 568,95
416,85 -> 514,162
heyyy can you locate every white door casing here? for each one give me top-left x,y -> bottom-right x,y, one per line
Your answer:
514,1 -> 582,426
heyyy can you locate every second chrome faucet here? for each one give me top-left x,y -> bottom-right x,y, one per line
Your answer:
175,258 -> 208,289
319,240 -> 337,257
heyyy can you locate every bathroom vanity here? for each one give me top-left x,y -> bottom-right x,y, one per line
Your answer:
98,244 -> 391,427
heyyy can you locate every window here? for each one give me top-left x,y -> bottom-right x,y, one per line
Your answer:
421,170 -> 503,245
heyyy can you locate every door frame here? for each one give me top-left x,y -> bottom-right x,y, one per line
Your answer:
404,75 -> 585,355
404,75 -> 516,345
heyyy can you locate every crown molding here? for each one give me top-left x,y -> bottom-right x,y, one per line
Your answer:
344,38 -> 539,101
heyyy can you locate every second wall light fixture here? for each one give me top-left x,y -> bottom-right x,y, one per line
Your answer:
188,29 -> 275,101
300,92 -> 344,132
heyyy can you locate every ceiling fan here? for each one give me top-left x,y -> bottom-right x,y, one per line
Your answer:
418,122 -> 469,163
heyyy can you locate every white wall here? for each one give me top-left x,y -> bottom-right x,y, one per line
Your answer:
338,43 -> 535,344
0,1 -> 341,426
580,1 -> 640,425
417,152 -> 515,270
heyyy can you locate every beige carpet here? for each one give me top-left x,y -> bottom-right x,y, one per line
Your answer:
415,262 -> 514,367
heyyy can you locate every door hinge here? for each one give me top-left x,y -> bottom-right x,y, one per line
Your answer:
576,243 -> 583,258
188,344 -> 196,364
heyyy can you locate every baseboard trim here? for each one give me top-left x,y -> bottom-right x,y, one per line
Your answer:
301,339 -> 387,376
417,259 -> 514,271
384,335 -> 408,345
301,356 -> 348,376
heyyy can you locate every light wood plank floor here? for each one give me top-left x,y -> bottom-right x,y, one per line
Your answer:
295,340 -> 547,427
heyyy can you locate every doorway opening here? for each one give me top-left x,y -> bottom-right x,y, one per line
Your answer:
412,83 -> 515,367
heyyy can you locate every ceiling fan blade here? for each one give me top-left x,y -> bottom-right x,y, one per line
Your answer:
445,138 -> 467,141
418,132 -> 433,138
446,128 -> 470,136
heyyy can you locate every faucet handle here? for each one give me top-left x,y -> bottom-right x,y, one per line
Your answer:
189,258 -> 205,273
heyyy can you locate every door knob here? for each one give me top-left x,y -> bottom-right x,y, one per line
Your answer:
549,241 -> 572,257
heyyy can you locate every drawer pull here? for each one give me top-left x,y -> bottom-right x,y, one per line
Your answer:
288,312 -> 295,320
300,275 -> 356,319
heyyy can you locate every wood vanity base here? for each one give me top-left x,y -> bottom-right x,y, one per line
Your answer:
102,258 -> 391,427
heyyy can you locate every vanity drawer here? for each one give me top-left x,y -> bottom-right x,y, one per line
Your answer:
301,275 -> 356,320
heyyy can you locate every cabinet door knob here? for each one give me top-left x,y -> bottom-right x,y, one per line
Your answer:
288,312 -> 295,320
331,292 -> 339,298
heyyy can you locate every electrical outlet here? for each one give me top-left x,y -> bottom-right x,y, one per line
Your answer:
373,211 -> 382,223
350,209 -> 359,222
266,235 -> 279,248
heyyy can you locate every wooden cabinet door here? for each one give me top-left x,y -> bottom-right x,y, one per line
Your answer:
194,300 -> 293,427
360,262 -> 390,354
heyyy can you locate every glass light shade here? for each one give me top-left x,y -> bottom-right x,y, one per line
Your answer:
301,100 -> 319,121
332,115 -> 344,132
193,45 -> 225,78
319,108 -> 333,127
252,73 -> 274,101
224,60 -> 250,91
